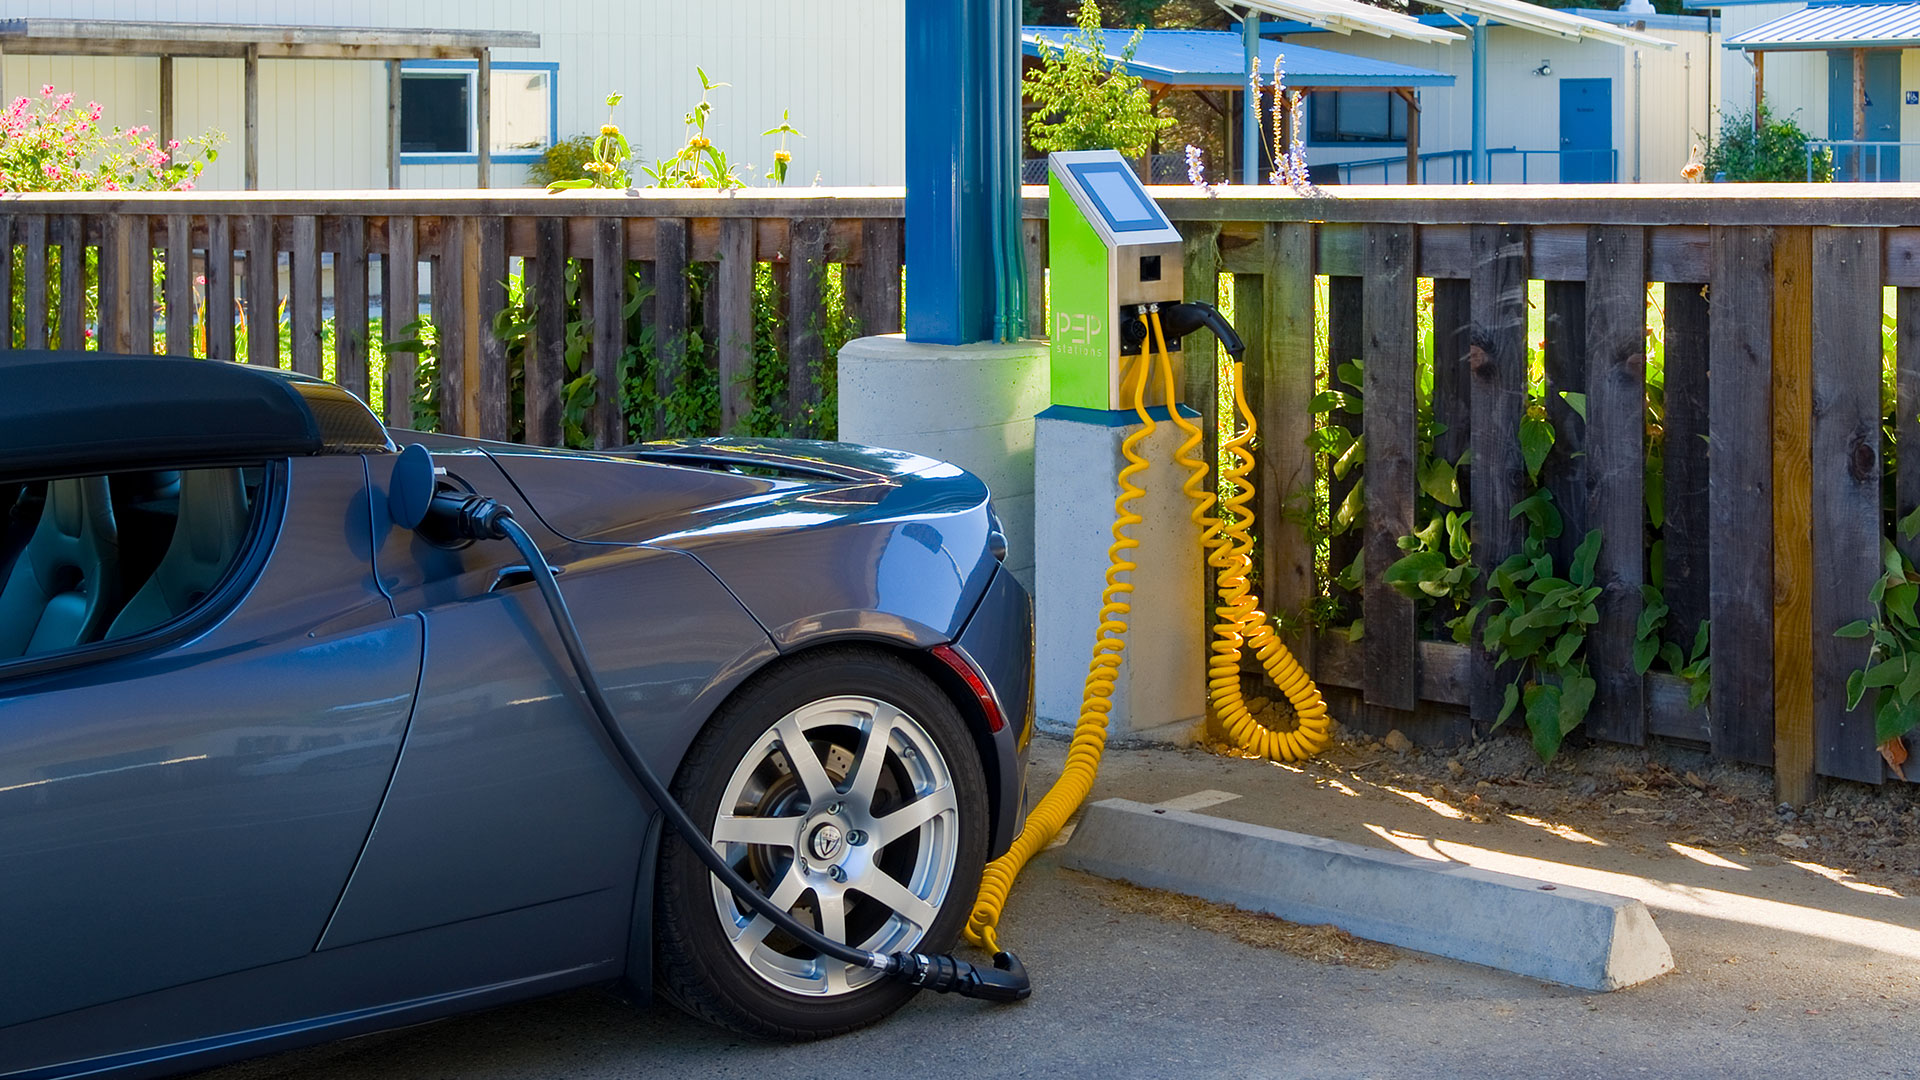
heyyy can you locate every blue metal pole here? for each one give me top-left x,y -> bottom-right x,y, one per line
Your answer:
906,0 -> 1017,345
1242,14 -> 1260,185
1471,20 -> 1488,184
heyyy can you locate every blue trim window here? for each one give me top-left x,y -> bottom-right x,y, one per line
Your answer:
399,60 -> 558,165
1309,91 -> 1409,146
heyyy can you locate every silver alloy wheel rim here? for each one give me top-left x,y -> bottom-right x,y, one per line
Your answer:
708,694 -> 960,997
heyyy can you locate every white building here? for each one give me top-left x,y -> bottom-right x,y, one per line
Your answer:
0,0 -> 906,190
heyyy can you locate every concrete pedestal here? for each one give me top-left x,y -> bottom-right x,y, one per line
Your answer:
837,335 -> 1048,588
1034,406 -> 1205,744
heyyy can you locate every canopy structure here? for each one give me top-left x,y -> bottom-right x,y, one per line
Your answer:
1423,0 -> 1673,48
0,19 -> 541,189
1217,1 -> 1458,182
1723,1 -> 1918,158
1022,27 -> 1454,184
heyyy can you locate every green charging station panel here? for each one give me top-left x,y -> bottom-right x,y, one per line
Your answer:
1045,150 -> 1184,412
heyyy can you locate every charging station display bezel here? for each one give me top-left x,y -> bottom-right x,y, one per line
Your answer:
1047,150 -> 1181,249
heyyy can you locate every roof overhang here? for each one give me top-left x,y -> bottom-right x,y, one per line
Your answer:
1422,0 -> 1676,47
1020,28 -> 1456,88
0,19 -> 539,60
1725,2 -> 1920,50
1218,0 -> 1462,43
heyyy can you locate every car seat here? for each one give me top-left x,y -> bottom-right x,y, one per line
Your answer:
106,468 -> 250,641
0,476 -> 120,659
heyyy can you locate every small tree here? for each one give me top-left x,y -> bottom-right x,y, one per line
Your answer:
1700,102 -> 1832,182
1024,0 -> 1173,157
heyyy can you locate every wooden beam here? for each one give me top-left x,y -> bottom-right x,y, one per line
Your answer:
387,60 -> 401,189
1754,51 -> 1764,133
243,44 -> 258,190
1853,48 -> 1867,179
1400,89 -> 1420,185
158,54 -> 173,152
476,49 -> 491,189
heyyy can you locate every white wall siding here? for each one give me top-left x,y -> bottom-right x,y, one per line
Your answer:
0,0 -> 905,190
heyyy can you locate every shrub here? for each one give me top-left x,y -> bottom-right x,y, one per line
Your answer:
1701,103 -> 1832,183
1023,0 -> 1173,157
528,133 -> 600,189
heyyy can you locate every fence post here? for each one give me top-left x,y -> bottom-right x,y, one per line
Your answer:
784,217 -> 827,435
206,215 -> 235,361
1247,222 -> 1318,660
590,216 -> 625,448
247,215 -> 276,367
1662,280 -> 1712,657
23,216 -> 47,350
1468,224 -> 1528,726
383,216 -> 417,428
164,213 -> 192,356
58,215 -> 84,351
1810,226 -> 1885,785
1584,225 -> 1649,744
656,217 -> 693,438
1772,226 -> 1813,798
527,217 -> 567,447
336,216 -> 371,403
475,215 -> 509,440
288,215 -> 321,376
715,217 -> 756,435
1363,222 -> 1419,712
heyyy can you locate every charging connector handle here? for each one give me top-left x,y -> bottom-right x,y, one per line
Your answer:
1156,302 -> 1245,360
428,492 -> 1029,1002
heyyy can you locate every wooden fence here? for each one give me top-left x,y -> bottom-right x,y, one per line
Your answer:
0,190 -> 905,446
8,184 -> 1920,794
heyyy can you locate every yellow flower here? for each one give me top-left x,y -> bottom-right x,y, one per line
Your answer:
688,177 -> 707,188
774,149 -> 792,164
600,124 -> 620,136
689,136 -> 710,151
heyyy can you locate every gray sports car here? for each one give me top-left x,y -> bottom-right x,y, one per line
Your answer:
0,354 -> 1033,1078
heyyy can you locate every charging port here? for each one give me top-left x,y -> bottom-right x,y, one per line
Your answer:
1139,254 -> 1161,282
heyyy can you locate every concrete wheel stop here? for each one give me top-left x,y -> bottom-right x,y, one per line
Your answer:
1060,798 -> 1674,992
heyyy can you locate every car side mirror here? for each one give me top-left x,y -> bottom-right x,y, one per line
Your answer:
388,443 -> 440,531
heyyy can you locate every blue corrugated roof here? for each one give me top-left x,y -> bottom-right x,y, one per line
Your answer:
1021,27 -> 1455,88
1726,1 -> 1920,48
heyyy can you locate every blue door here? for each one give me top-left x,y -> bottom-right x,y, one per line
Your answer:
1559,79 -> 1613,183
1828,50 -> 1900,180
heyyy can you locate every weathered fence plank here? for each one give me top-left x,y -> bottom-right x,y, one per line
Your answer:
1662,280 -> 1712,656
526,218 -> 567,447
590,216 -> 625,448
288,215 -> 321,376
1362,222 -> 1419,712
58,215 -> 84,351
435,217 -> 468,436
1431,277 -> 1472,467
715,216 -> 756,435
1707,226 -> 1776,767
1468,224 -> 1528,726
475,215 -> 509,440
383,216 -> 417,428
1809,226 -> 1885,785
786,217 -> 828,435
1898,284 -> 1920,570
1250,223 -> 1318,658
23,216 -> 48,350
164,214 -> 192,356
1584,225 -> 1649,745
206,215 -> 235,361
335,217 -> 370,403
0,215 -> 13,350
655,217 -> 692,438
247,214 -> 276,367
1772,226 -> 1813,798
860,217 -> 904,337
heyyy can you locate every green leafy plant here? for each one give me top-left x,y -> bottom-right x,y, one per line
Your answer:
1022,0 -> 1174,157
547,94 -> 632,191
763,110 -> 803,184
1635,585 -> 1711,710
638,69 -> 804,191
1838,509 -> 1920,745
0,85 -> 220,193
1700,102 -> 1832,183
529,133 -> 600,189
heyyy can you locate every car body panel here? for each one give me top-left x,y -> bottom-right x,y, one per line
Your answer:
949,565 -> 1036,856
0,457 -> 418,1034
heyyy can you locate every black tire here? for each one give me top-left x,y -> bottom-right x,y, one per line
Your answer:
654,646 -> 990,1039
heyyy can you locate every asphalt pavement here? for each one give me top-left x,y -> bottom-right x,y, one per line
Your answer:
198,735 -> 1920,1080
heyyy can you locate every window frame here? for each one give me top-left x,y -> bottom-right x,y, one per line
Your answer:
1307,90 -> 1410,147
0,460 -> 286,686
398,59 -> 559,166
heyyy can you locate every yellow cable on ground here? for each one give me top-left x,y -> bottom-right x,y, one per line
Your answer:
964,349 -> 1159,953
964,308 -> 1333,953
1147,310 -> 1332,764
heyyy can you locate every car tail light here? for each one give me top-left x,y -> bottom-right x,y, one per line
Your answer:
931,643 -> 1006,733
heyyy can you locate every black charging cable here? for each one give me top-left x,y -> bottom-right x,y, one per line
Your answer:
419,488 -> 1030,1004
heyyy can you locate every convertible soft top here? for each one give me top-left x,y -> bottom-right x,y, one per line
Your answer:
0,353 -> 392,481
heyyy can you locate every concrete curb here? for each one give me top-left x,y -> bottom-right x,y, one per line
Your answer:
1060,798 -> 1674,992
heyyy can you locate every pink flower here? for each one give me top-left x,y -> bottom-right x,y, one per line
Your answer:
41,162 -> 58,178
166,139 -> 180,150
40,85 -> 54,97
195,275 -> 207,285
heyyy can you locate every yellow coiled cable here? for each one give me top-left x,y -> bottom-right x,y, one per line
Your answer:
1148,310 -> 1333,764
963,309 -> 1333,953
964,349 -> 1159,953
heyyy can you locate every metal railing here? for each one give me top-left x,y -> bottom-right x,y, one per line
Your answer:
1330,150 -> 1471,185
1486,147 -> 1618,184
1805,140 -> 1907,182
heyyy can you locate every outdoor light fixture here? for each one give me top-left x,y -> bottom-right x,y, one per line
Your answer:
1534,60 -> 1553,76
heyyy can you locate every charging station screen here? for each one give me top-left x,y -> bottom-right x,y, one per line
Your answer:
1069,162 -> 1166,233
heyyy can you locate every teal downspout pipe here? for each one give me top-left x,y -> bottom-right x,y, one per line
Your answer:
1471,19 -> 1488,183
1242,13 -> 1260,185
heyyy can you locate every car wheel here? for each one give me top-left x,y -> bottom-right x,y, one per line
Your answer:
655,646 -> 990,1039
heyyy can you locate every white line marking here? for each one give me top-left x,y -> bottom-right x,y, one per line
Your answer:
1154,789 -> 1243,812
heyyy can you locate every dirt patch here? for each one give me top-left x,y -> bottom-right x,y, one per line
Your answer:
1287,726 -> 1920,896
1071,870 -> 1400,969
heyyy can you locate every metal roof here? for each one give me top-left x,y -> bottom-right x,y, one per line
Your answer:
1220,0 -> 1462,43
1020,27 -> 1456,88
0,19 -> 538,59
1726,2 -> 1920,50
1422,0 -> 1675,47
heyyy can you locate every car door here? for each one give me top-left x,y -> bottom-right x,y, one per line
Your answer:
0,456 -> 419,1033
